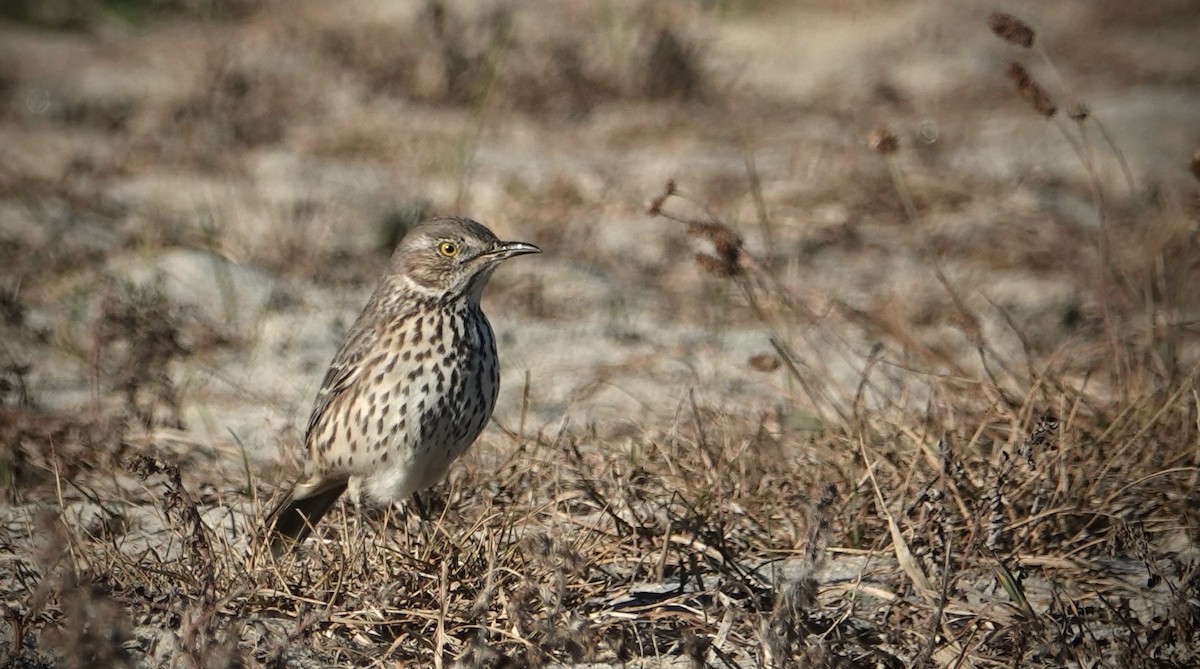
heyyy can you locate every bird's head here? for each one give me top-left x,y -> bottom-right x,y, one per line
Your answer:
391,217 -> 541,303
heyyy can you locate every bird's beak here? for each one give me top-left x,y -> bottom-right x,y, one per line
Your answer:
485,240 -> 542,260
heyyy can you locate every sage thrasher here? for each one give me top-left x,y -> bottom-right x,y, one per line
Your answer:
264,217 -> 540,554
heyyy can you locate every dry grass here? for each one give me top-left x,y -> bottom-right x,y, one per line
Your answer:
2,4 -> 1199,669
3,363 -> 1198,667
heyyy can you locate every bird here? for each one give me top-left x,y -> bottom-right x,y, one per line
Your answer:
263,217 -> 540,555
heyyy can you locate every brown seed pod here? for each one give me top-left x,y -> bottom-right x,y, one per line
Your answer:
1007,62 -> 1056,117
868,126 -> 899,155
988,13 -> 1035,48
685,220 -> 745,277
748,353 -> 781,372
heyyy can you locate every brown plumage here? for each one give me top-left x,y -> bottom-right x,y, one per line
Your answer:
264,217 -> 540,555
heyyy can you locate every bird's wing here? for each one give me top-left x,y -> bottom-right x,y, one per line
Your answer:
303,315 -> 380,445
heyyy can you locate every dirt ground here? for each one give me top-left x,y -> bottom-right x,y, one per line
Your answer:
2,1 -> 1199,667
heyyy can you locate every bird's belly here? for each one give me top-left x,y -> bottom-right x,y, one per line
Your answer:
356,435 -> 460,504
353,351 -> 497,505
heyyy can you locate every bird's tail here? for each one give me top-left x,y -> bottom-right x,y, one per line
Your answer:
263,482 -> 348,557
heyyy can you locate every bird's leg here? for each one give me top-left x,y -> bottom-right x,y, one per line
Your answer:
379,493 -> 432,548
347,482 -> 390,560
347,495 -> 372,570
408,491 -> 431,522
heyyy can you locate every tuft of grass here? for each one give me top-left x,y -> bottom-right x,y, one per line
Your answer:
312,1 -> 706,116
91,279 -> 187,429
0,0 -> 257,29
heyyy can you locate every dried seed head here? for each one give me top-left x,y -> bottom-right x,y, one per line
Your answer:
868,126 -> 899,155
1190,148 -> 1200,182
988,13 -> 1035,48
1020,412 -> 1060,465
695,252 -> 736,277
1007,63 -> 1056,117
748,353 -> 781,372
686,220 -> 745,277
686,220 -> 741,255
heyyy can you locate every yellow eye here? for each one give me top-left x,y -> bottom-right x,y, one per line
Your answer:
437,241 -> 460,257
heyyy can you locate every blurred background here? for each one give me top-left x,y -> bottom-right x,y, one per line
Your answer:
2,0 -> 1199,461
